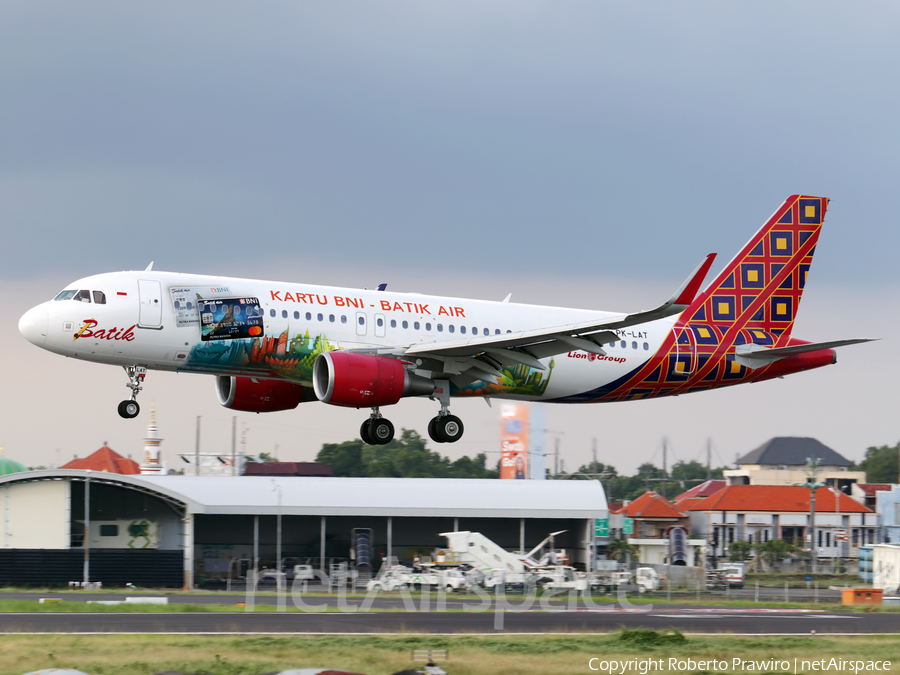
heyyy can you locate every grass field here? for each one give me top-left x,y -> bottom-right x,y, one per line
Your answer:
0,631 -> 897,675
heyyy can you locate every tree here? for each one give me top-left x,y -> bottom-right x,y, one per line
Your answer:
756,539 -> 796,567
607,538 -> 637,562
670,460 -> 725,481
316,429 -> 499,479
246,451 -> 277,463
853,443 -> 899,483
728,540 -> 752,562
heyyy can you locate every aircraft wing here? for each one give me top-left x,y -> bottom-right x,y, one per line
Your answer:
734,338 -> 879,369
394,253 -> 716,379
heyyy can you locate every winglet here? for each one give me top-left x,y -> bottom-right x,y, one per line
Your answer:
669,253 -> 716,307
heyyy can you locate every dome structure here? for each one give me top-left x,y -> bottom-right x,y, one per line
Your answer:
0,458 -> 27,475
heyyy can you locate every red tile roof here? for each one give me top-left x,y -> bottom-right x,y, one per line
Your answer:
62,446 -> 140,475
618,491 -> 686,519
686,485 -> 872,513
674,479 -> 726,502
674,496 -> 706,511
858,484 -> 892,497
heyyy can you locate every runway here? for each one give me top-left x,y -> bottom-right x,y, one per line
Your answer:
1,607 -> 898,635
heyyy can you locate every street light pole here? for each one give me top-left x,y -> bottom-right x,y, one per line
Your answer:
802,458 -> 825,575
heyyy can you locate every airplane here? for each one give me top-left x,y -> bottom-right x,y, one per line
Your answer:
19,194 -> 874,446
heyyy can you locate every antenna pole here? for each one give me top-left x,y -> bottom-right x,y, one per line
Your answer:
194,416 -> 201,476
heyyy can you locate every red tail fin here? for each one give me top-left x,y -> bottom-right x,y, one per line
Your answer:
685,195 -> 827,337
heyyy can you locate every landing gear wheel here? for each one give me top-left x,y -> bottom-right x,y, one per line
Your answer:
118,400 -> 140,419
435,415 -> 464,443
428,416 -> 445,443
369,418 -> 395,445
360,420 -> 374,445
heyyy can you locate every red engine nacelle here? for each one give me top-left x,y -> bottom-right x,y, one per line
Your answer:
313,352 -> 434,408
216,376 -> 315,413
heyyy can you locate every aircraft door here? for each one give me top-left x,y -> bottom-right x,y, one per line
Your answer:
374,313 -> 386,338
674,327 -> 697,375
355,311 -> 367,336
138,280 -> 163,328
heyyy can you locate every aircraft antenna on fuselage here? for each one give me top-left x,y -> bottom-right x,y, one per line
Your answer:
144,262 -> 154,271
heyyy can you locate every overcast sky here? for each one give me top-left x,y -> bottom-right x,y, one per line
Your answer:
1,2 -> 896,475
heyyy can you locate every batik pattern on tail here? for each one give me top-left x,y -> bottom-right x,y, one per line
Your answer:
562,195 -> 829,404
684,194 -> 827,337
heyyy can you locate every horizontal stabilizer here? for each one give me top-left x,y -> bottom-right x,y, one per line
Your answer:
735,338 -> 878,369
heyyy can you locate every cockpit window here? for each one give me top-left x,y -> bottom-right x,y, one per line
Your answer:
73,290 -> 91,303
54,290 -> 78,301
92,291 -> 107,305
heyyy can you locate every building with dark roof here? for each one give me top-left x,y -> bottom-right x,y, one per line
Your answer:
724,437 -> 865,490
243,461 -> 333,477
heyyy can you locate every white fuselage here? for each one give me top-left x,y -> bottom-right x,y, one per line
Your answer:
21,269 -> 674,403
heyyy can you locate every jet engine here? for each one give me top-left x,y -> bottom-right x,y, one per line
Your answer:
216,376 -> 315,413
313,352 -> 434,408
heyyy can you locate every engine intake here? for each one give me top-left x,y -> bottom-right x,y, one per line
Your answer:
313,352 -> 434,408
216,376 -> 315,413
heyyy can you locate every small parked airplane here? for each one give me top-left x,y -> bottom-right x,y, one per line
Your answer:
19,195 -> 873,445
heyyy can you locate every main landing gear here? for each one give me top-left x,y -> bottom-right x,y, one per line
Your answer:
427,412 -> 464,444
427,383 -> 464,444
358,382 -> 465,446
360,408 -> 395,446
118,365 -> 147,419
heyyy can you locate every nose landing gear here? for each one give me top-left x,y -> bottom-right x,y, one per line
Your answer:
360,408 -> 395,445
118,365 -> 147,419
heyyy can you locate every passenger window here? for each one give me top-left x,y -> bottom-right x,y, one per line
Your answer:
472,327 -> 477,334
460,326 -> 466,334
293,311 -> 300,319
620,341 -> 626,348
358,316 -> 364,325
425,322 -> 431,331
186,302 -> 193,310
329,314 -> 335,322
483,328 -> 489,336
437,324 -> 443,332
377,317 -> 384,327
495,329 -> 500,335
92,291 -> 106,304
449,325 -> 455,333
402,320 -> 409,329
632,341 -> 637,350
414,321 -> 420,330
54,290 -> 78,301
282,310 -> 288,318
342,315 -> 348,324
390,319 -> 397,328
507,330 -> 512,333
74,290 -> 91,303
643,342 -> 649,350
269,309 -> 276,317
319,313 -> 324,322
306,312 -> 312,320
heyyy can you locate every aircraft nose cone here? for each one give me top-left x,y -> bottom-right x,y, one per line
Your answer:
19,305 -> 49,348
